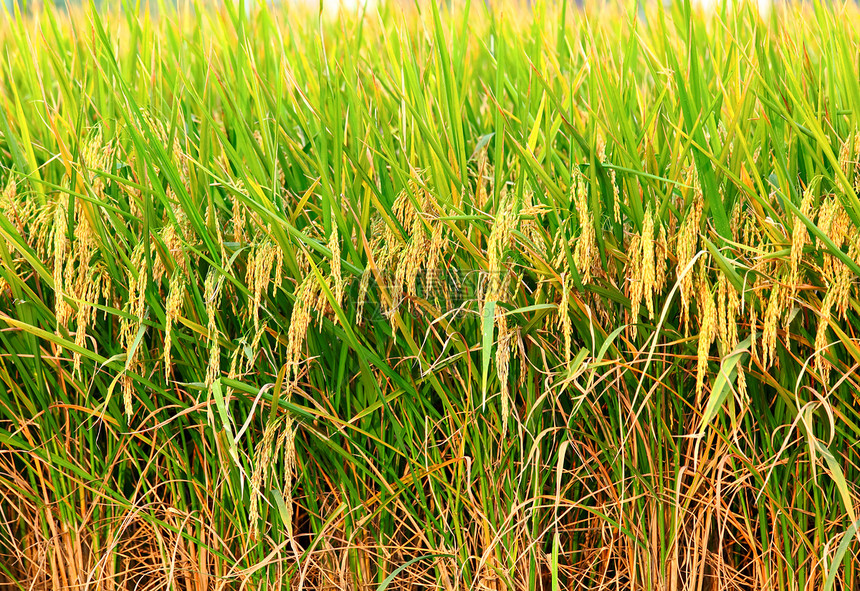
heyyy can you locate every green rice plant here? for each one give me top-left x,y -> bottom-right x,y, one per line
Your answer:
0,0 -> 859,588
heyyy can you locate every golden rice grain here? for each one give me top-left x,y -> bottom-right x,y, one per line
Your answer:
121,244 -> 148,420
232,198 -> 247,245
0,178 -> 22,235
475,151 -> 490,211
425,219 -> 446,297
788,185 -> 814,303
327,228 -> 343,311
204,270 -> 222,340
274,242 -> 284,288
625,233 -> 643,325
249,242 -> 278,331
381,177 -> 449,310
495,309 -> 512,431
486,190 -> 516,304
726,275 -> 740,355
761,281 -> 783,370
717,273 -> 728,353
832,258 -> 852,321
205,334 -> 221,389
250,321 -> 267,358
79,130 -> 112,199
695,271 -> 717,401
641,206 -> 656,318
249,420 -> 279,541
278,417 -> 297,537
204,271 -> 224,388
164,271 -> 185,380
839,131 -> 860,191
814,289 -> 833,385
558,271 -> 573,366
749,276 -> 759,363
677,171 -> 703,335
72,265 -> 102,378
730,200 -> 743,242
286,275 -> 316,383
818,197 -> 853,319
356,266 -> 373,325
654,224 -> 669,296
53,197 -> 72,328
160,222 -> 186,276
225,344 -> 244,405
572,173 -> 596,285
519,188 -> 549,251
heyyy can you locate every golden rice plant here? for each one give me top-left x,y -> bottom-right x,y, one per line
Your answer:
1,0 -> 859,589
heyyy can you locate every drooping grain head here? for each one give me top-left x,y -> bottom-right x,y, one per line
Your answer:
52,196 -> 72,329
474,151 -> 490,212
519,187 -> 549,253
205,335 -> 221,390
788,185 -> 815,302
625,233 -> 644,330
695,268 -> 717,401
249,420 -> 279,541
717,272 -> 728,353
0,178 -> 22,234
79,129 -> 113,199
160,220 -> 187,276
814,289 -> 833,385
839,131 -> 860,192
204,270 -> 222,341
164,271 -> 186,380
247,242 -> 278,332
278,416 -> 297,537
571,173 -> 597,285
327,227 -> 344,310
641,206 -> 656,318
486,188 -> 516,306
232,196 -> 248,246
761,280 -> 784,370
558,271 -> 573,366
677,170 -> 704,335
495,308 -> 512,431
286,275 -> 317,384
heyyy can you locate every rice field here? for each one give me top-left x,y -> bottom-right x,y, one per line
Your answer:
1,0 -> 860,589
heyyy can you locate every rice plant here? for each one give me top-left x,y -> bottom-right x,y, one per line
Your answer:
1,0 -> 859,589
